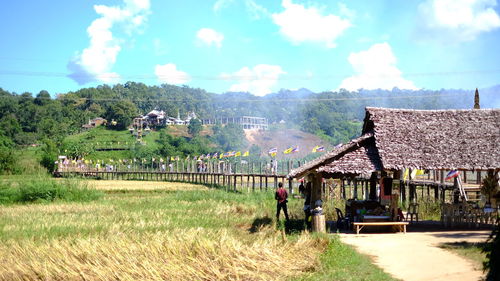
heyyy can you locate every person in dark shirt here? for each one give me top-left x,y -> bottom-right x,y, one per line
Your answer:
275,182 -> 289,221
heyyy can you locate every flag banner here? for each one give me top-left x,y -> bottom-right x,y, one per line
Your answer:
283,147 -> 293,154
171,156 -> 175,161
291,146 -> 299,153
243,151 -> 249,157
206,153 -> 211,158
316,146 -> 325,152
212,152 -> 218,159
268,147 -> 277,155
219,153 -> 223,159
445,170 -> 460,180
235,151 -> 241,157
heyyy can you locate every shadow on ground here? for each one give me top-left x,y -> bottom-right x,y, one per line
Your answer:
249,216 -> 273,233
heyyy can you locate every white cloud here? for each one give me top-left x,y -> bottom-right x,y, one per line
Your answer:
213,0 -> 234,12
213,0 -> 269,19
68,0 -> 150,84
245,0 -> 270,19
271,0 -> 352,48
196,28 -> 224,48
155,63 -> 191,85
338,43 -> 418,91
417,0 -> 500,41
221,64 -> 285,96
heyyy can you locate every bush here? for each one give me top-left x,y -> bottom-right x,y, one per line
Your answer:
484,222 -> 499,281
0,178 -> 103,204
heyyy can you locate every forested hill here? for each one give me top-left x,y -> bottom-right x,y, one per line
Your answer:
0,82 -> 498,148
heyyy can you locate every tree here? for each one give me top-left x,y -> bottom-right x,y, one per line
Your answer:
40,139 -> 58,173
212,124 -> 247,151
188,118 -> 202,137
105,100 -> 138,130
481,172 -> 499,205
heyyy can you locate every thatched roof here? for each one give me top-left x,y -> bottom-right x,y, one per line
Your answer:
364,107 -> 499,170
288,107 -> 500,178
288,133 -> 376,178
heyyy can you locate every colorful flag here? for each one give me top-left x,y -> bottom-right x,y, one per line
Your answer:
212,152 -> 218,159
206,153 -> 211,158
283,147 -> 293,154
235,151 -> 241,157
268,147 -> 277,155
243,151 -> 249,157
219,153 -> 223,159
316,146 -> 325,152
291,146 -> 299,153
445,170 -> 460,180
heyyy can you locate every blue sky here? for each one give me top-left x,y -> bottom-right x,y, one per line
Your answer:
1,0 -> 500,96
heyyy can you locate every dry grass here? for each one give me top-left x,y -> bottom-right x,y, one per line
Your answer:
0,181 -> 328,280
80,180 -> 208,191
0,230 -> 325,281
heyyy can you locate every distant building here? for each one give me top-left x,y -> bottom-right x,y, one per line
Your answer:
142,109 -> 197,127
82,117 -> 107,129
201,116 -> 268,130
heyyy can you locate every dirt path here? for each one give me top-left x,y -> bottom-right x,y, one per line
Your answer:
339,229 -> 491,281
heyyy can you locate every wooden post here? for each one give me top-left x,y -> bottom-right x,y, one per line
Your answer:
354,179 -> 358,199
369,173 -> 377,200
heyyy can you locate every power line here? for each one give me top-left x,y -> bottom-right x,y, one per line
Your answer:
1,69 -> 500,80
11,92 -> 472,103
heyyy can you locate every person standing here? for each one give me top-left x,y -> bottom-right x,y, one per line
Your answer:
275,182 -> 289,221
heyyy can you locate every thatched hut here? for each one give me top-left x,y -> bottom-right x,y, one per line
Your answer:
288,107 -> 500,222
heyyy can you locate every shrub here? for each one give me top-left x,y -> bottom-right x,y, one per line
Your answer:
0,177 -> 103,204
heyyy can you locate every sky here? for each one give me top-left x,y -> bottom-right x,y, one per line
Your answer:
1,0 -> 500,97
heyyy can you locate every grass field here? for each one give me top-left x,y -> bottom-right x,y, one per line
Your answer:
0,180 -> 396,280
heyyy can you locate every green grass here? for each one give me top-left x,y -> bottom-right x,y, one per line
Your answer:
294,235 -> 398,281
0,176 -> 103,205
439,242 -> 488,271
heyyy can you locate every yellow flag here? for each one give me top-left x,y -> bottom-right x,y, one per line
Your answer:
283,147 -> 293,154
312,145 -> 320,153
243,151 -> 249,157
171,156 -> 175,161
403,168 -> 410,181
235,151 -> 241,157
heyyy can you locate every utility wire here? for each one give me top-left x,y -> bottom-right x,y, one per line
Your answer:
7,92 -> 473,103
1,69 -> 500,80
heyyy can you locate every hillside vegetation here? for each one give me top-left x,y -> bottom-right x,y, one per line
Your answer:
1,82 -> 497,174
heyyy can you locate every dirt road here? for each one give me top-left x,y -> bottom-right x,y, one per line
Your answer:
340,229 -> 491,281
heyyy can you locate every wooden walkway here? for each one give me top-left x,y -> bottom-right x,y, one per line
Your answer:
57,170 -> 291,192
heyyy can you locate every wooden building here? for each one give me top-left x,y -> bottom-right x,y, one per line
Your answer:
288,107 -> 500,225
